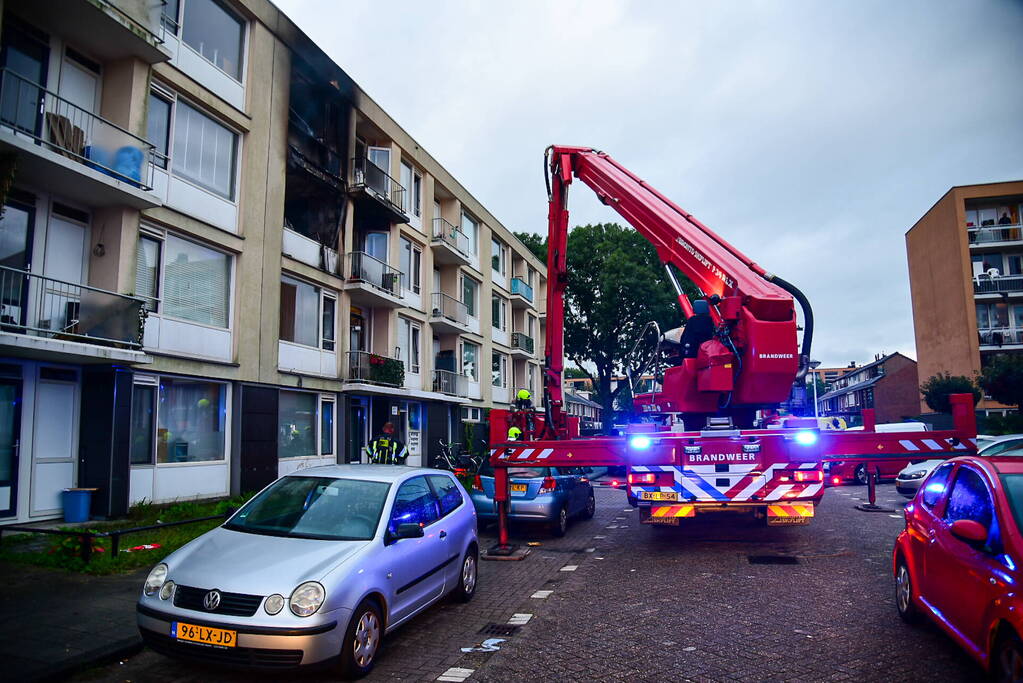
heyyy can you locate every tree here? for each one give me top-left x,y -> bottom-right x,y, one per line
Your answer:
920,372 -> 981,413
980,354 -> 1023,413
564,367 -> 590,380
513,231 -> 547,263
562,223 -> 696,433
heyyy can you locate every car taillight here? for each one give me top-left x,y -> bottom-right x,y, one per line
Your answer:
832,476 -> 841,485
538,477 -> 557,494
794,470 -> 823,483
472,475 -> 483,492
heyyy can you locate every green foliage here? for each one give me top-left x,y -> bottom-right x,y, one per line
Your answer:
513,231 -> 547,263
564,366 -> 591,380
983,413 -> 1023,436
980,354 -> 1023,412
920,372 -> 981,413
369,354 -> 405,386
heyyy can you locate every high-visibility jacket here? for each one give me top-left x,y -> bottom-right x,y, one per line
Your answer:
367,436 -> 408,465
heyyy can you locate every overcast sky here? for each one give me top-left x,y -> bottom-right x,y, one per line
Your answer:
278,0 -> 1023,367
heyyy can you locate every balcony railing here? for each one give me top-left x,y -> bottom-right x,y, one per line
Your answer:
0,69 -> 154,190
968,225 -> 1023,244
350,156 -> 405,212
433,369 -> 468,397
348,252 -> 402,297
347,350 -> 405,386
0,266 -> 146,349
979,328 -> 1023,346
975,274 -> 1023,295
431,292 -> 468,325
511,277 -> 534,302
512,332 -> 535,354
432,217 -> 470,256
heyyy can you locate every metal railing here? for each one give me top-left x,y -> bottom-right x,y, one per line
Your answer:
512,332 -> 535,354
432,217 -> 470,256
979,328 -> 1023,346
98,0 -> 167,46
0,266 -> 146,349
431,292 -> 468,325
511,277 -> 534,302
347,252 -> 402,297
968,225 -> 1023,244
350,156 -> 406,212
974,274 -> 1023,295
433,369 -> 468,397
0,69 -> 155,190
347,350 -> 404,386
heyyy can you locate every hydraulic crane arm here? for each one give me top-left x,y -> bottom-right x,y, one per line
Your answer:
541,146 -> 814,438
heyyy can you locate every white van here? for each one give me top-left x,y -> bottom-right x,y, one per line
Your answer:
846,421 -> 929,433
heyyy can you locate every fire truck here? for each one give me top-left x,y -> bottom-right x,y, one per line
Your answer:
487,146 -> 976,548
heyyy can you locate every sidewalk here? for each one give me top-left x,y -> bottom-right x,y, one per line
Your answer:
0,561 -> 146,682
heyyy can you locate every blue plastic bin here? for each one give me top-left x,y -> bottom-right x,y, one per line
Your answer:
63,488 -> 93,523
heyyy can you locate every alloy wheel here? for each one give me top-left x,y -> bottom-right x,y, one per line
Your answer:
462,554 -> 477,594
896,565 -> 911,614
353,609 -> 380,668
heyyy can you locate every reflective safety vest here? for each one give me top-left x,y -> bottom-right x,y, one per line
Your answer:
507,426 -> 523,440
367,436 -> 408,465
517,389 -> 531,401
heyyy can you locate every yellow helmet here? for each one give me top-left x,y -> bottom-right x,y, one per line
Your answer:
507,426 -> 523,439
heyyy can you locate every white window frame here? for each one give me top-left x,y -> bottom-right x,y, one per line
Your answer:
462,274 -> 479,319
278,274 -> 337,351
319,394 -> 336,457
492,294 -> 507,331
461,211 -> 479,255
400,236 -> 422,294
491,237 -> 506,274
397,316 -> 422,374
399,161 -> 423,220
130,373 -> 231,467
461,406 -> 483,423
175,0 -> 248,84
462,340 -> 480,382
492,351 -> 508,388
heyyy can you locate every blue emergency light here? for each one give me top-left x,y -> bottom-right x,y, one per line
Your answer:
629,435 -> 653,450
794,431 -> 818,446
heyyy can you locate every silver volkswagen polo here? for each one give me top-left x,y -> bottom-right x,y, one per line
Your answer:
136,465 -> 478,677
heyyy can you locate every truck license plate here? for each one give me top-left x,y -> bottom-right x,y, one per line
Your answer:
172,622 -> 236,648
640,491 -> 678,501
646,515 -> 679,525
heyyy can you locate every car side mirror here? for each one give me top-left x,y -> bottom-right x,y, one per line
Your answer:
392,523 -> 425,541
950,519 -> 988,546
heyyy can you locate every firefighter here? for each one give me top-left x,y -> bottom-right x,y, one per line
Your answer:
515,388 -> 532,410
366,422 -> 408,465
507,425 -> 523,440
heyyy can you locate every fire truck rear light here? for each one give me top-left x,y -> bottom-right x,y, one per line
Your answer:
742,443 -> 761,453
794,470 -> 823,482
832,476 -> 841,485
629,473 -> 656,485
684,446 -> 701,455
538,477 -> 557,494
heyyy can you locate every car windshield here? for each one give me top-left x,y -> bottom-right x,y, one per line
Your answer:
1002,474 -> 1023,533
224,476 -> 390,541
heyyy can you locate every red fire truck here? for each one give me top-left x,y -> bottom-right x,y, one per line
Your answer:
487,146 -> 976,550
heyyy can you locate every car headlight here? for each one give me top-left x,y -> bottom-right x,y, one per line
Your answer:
289,582 -> 325,617
264,593 -> 285,615
160,580 -> 176,601
144,563 -> 168,596
903,470 -> 927,480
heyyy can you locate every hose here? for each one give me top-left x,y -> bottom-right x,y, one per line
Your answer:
764,274 -> 814,380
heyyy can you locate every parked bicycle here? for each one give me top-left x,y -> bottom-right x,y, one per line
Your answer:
435,439 -> 482,475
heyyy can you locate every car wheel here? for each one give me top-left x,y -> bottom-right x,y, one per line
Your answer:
453,546 -> 478,603
552,504 -> 569,537
582,492 -> 596,519
895,560 -> 920,625
855,464 -> 869,486
994,629 -> 1023,683
339,598 -> 383,679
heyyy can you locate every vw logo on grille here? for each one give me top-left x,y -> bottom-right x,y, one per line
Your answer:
203,590 -> 222,611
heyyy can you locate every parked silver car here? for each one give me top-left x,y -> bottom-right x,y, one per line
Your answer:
895,434 -> 1023,498
136,466 -> 478,677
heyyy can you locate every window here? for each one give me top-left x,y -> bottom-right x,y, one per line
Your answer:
130,383 -> 156,465
399,237 -> 422,294
462,341 -> 479,381
492,294 -> 507,331
182,0 -> 245,80
461,212 -> 479,255
172,100 -> 238,199
977,302 -> 1009,329
397,317 -> 421,374
134,235 -> 161,312
161,234 -> 231,328
461,406 -> 483,422
428,474 -> 463,517
412,171 -> 422,218
527,314 -> 536,339
280,276 -> 335,350
462,275 -> 479,317
399,162 -> 422,219
527,363 -> 536,394
146,91 -> 172,169
320,396 -> 335,456
491,237 -> 506,274
944,467 -> 994,530
157,377 -> 226,463
279,390 -> 316,459
389,476 -> 439,533
922,462 -> 954,508
492,351 -> 507,388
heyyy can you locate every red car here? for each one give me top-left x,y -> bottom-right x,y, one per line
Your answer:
894,455 -> 1023,680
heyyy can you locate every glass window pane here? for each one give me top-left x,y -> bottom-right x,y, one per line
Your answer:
400,162 -> 412,212
182,0 -> 244,80
279,390 -> 317,459
462,277 -> 477,317
463,342 -> 478,381
322,296 -> 335,350
134,236 -> 160,312
171,100 -> 237,199
279,276 -> 318,347
146,93 -> 171,168
428,474 -> 463,516
157,378 -> 226,463
461,213 -> 478,254
389,476 -> 439,532
944,467 -> 993,531
922,462 -> 954,508
162,235 -> 230,327
130,384 -> 155,465
320,400 -> 334,455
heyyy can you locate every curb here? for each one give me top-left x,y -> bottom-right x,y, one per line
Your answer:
32,635 -> 143,683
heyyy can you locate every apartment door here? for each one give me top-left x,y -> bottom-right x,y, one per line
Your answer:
0,377 -> 22,517
57,50 -> 99,114
0,19 -> 48,134
40,207 -> 87,334
348,398 -> 367,463
31,368 -> 78,515
0,196 -> 35,327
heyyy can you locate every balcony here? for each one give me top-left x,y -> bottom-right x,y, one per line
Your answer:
975,274 -> 1023,296
430,292 -> 471,334
343,252 -> 404,308
348,156 -> 409,225
431,217 -> 471,265
433,369 -> 468,398
510,332 -> 535,358
346,350 -> 405,387
968,224 -> 1023,247
510,277 -> 534,308
979,328 -> 1023,348
0,266 -> 148,363
7,0 -> 170,64
0,69 -> 159,209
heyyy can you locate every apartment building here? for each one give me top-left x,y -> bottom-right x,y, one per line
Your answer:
816,352 -> 920,424
807,363 -> 857,390
0,0 -> 546,524
906,180 -> 1023,415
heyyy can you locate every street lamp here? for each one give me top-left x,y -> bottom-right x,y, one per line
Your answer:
808,359 -> 822,419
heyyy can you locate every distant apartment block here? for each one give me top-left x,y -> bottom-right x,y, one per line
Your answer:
816,353 -> 919,424
906,180 -> 1023,415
